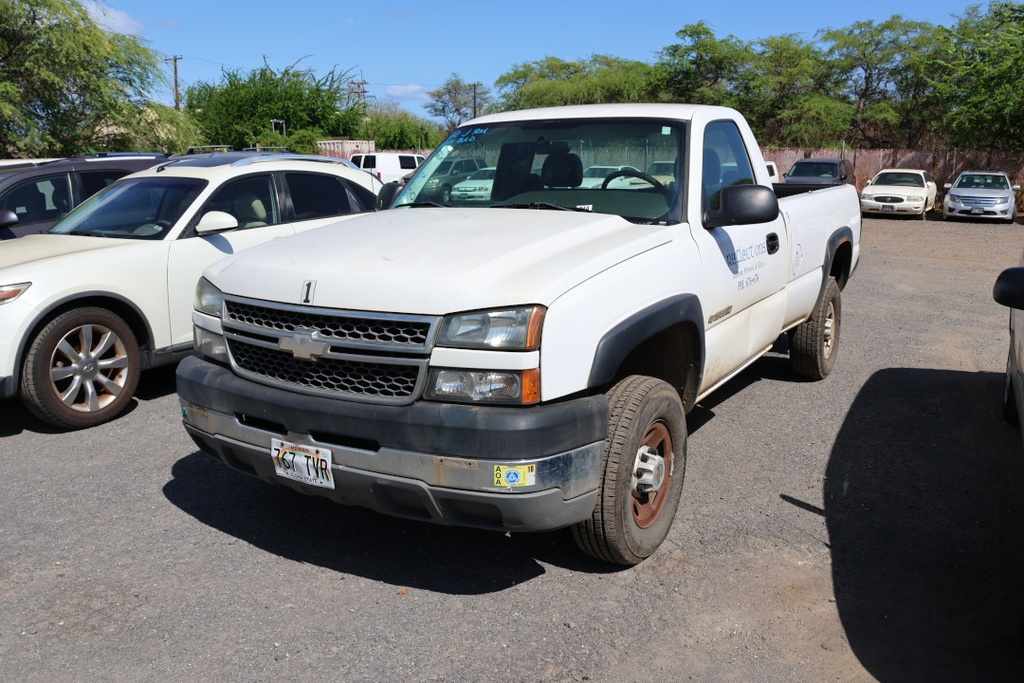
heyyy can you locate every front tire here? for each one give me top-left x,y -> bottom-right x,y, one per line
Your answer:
791,277 -> 841,380
572,376 -> 687,565
20,307 -> 141,429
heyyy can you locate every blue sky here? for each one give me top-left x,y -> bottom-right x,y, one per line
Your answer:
89,0 -> 979,119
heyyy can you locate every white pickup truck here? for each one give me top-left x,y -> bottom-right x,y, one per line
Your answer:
177,104 -> 861,565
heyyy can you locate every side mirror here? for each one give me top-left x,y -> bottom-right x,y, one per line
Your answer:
0,209 -> 18,230
376,181 -> 403,210
1013,185 -> 1021,192
195,210 -> 238,235
705,185 -> 780,228
994,267 -> 1024,309
944,183 -> 952,189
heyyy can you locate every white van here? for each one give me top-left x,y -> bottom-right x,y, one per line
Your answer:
350,152 -> 425,184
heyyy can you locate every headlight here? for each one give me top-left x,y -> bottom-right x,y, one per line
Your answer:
860,193 -> 873,201
907,195 -> 925,202
0,282 -> 30,305
194,325 -> 229,363
438,306 -> 545,350
195,277 -> 224,317
949,193 -> 962,202
425,368 -> 540,404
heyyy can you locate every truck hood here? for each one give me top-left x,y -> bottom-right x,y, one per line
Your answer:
206,207 -> 673,313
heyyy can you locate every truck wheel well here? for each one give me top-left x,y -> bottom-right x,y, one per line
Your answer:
830,239 -> 853,290
611,322 -> 702,413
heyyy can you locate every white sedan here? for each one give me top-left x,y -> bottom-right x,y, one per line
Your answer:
859,168 -> 938,219
450,167 -> 496,202
0,153 -> 381,429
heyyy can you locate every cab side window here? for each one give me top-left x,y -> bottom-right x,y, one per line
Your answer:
702,121 -> 755,215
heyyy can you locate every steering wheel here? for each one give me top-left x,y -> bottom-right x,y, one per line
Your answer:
601,169 -> 667,194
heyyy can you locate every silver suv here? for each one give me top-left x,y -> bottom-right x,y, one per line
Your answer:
943,171 -> 1019,223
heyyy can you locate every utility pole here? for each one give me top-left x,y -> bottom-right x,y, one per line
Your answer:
165,55 -> 182,110
348,75 -> 370,138
471,82 -> 483,118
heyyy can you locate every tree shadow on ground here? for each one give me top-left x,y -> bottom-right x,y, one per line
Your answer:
823,368 -> 1024,681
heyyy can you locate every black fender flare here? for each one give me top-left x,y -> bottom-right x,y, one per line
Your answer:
587,293 -> 705,392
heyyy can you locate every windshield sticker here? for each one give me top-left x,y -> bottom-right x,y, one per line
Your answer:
451,128 -> 489,145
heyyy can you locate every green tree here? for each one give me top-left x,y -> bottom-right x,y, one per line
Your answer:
424,74 -> 492,133
0,0 -> 163,156
184,59 -> 362,150
365,100 -> 442,151
651,22 -> 752,106
820,16 -> 940,147
934,2 -> 1024,150
493,55 -> 655,111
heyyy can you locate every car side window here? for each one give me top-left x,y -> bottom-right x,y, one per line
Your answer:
285,172 -> 376,220
702,121 -> 755,214
0,174 -> 72,224
204,174 -> 279,230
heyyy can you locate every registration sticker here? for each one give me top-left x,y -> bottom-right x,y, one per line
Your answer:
493,464 -> 536,488
271,439 -> 335,489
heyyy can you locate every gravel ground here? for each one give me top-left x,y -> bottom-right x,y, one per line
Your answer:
1,215 -> 1023,682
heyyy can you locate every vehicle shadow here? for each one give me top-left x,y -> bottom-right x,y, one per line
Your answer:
162,450 -> 613,595
0,364 -> 180,436
821,368 -> 1024,680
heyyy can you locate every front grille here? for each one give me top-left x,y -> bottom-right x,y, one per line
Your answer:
222,296 -> 439,405
231,343 -> 421,399
957,195 -> 998,207
874,195 -> 904,204
226,300 -> 432,349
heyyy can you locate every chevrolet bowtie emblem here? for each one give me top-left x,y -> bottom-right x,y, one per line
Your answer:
279,326 -> 328,361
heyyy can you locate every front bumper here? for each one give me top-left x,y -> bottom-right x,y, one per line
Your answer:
176,355 -> 608,532
860,199 -> 925,216
943,198 -> 1015,220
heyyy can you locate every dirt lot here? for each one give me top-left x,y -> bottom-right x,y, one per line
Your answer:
1,215 -> 1024,682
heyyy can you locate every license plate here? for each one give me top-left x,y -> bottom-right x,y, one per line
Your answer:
971,207 -> 984,214
882,205 -> 895,211
271,439 -> 335,489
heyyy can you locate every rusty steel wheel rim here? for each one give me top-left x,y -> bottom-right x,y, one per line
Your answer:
632,421 -> 673,529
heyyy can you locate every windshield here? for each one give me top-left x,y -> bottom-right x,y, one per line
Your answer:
50,176 -> 206,239
789,161 -> 838,178
873,172 -> 924,187
954,173 -> 1009,190
395,118 -> 685,224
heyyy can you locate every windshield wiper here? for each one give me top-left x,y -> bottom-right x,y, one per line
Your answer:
497,202 -> 591,212
393,201 -> 445,209
62,230 -> 109,237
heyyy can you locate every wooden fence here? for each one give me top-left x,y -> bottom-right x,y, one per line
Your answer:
765,147 -> 1024,192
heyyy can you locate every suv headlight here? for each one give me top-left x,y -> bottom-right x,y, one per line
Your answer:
437,306 -> 545,350
0,282 -> 31,305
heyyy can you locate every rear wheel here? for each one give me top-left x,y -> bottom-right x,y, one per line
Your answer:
20,307 -> 141,429
572,376 -> 687,565
791,277 -> 841,380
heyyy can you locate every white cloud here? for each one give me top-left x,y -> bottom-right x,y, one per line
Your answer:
386,84 -> 429,100
84,1 -> 144,36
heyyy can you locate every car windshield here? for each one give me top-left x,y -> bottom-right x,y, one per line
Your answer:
49,177 -> 206,239
955,174 -> 1009,190
395,118 -> 685,224
873,172 -> 924,187
789,162 -> 838,178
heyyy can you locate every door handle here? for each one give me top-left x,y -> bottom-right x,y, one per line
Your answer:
766,232 -> 780,254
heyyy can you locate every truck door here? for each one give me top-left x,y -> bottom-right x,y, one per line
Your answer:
691,120 -> 788,391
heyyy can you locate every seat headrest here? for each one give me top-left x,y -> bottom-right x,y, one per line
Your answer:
541,151 -> 583,188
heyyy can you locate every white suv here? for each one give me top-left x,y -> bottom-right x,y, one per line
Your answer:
0,152 -> 382,429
